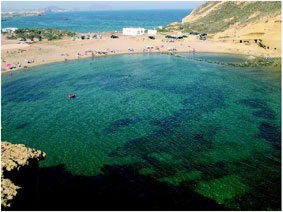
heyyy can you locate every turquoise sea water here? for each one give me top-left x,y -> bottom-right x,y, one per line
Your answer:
1,10 -> 190,32
1,54 -> 281,210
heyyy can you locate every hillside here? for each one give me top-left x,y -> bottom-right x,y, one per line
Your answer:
180,1 -> 281,56
182,1 -> 281,34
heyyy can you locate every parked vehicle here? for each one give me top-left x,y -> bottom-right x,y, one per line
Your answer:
92,34 -> 102,39
189,32 -> 199,35
111,35 -> 119,39
148,36 -> 155,40
197,35 -> 206,40
165,35 -> 183,39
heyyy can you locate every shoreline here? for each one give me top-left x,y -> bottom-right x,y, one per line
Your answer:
1,50 -> 256,75
2,33 -> 281,74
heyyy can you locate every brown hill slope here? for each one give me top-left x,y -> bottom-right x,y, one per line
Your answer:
181,1 -> 281,56
182,1 -> 281,33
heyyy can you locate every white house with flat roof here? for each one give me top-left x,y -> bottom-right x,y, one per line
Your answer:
123,27 -> 145,36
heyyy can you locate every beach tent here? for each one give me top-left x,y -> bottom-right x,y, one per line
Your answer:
6,64 -> 11,68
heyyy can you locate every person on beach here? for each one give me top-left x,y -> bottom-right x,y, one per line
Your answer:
16,62 -> 21,68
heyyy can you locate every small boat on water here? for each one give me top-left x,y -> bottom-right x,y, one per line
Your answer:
68,94 -> 76,98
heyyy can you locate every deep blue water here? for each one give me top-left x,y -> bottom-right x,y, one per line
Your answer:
1,9 -> 190,32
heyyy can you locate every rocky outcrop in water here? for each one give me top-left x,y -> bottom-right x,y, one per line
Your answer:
1,142 -> 46,208
165,52 -> 281,68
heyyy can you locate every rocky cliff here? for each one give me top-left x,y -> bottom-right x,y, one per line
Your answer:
1,142 -> 46,208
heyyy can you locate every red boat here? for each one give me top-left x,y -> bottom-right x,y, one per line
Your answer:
68,94 -> 76,98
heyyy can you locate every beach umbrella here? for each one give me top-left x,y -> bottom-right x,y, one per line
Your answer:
6,64 -> 11,68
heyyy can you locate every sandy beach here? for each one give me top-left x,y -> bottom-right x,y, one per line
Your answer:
1,32 -> 281,73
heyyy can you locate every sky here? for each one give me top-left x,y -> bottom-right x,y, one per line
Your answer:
2,1 -> 205,11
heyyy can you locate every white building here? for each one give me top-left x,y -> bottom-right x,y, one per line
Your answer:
2,27 -> 18,33
123,27 -> 145,36
147,29 -> 157,35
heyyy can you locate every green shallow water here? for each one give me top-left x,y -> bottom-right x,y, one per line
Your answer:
1,54 -> 281,210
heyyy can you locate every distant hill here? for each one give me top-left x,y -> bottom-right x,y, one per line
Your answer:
43,6 -> 66,12
182,1 -> 281,34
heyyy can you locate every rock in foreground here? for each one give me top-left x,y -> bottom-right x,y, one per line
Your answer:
1,142 -> 46,208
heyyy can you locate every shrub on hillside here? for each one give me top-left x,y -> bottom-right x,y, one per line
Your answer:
4,28 -> 76,41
